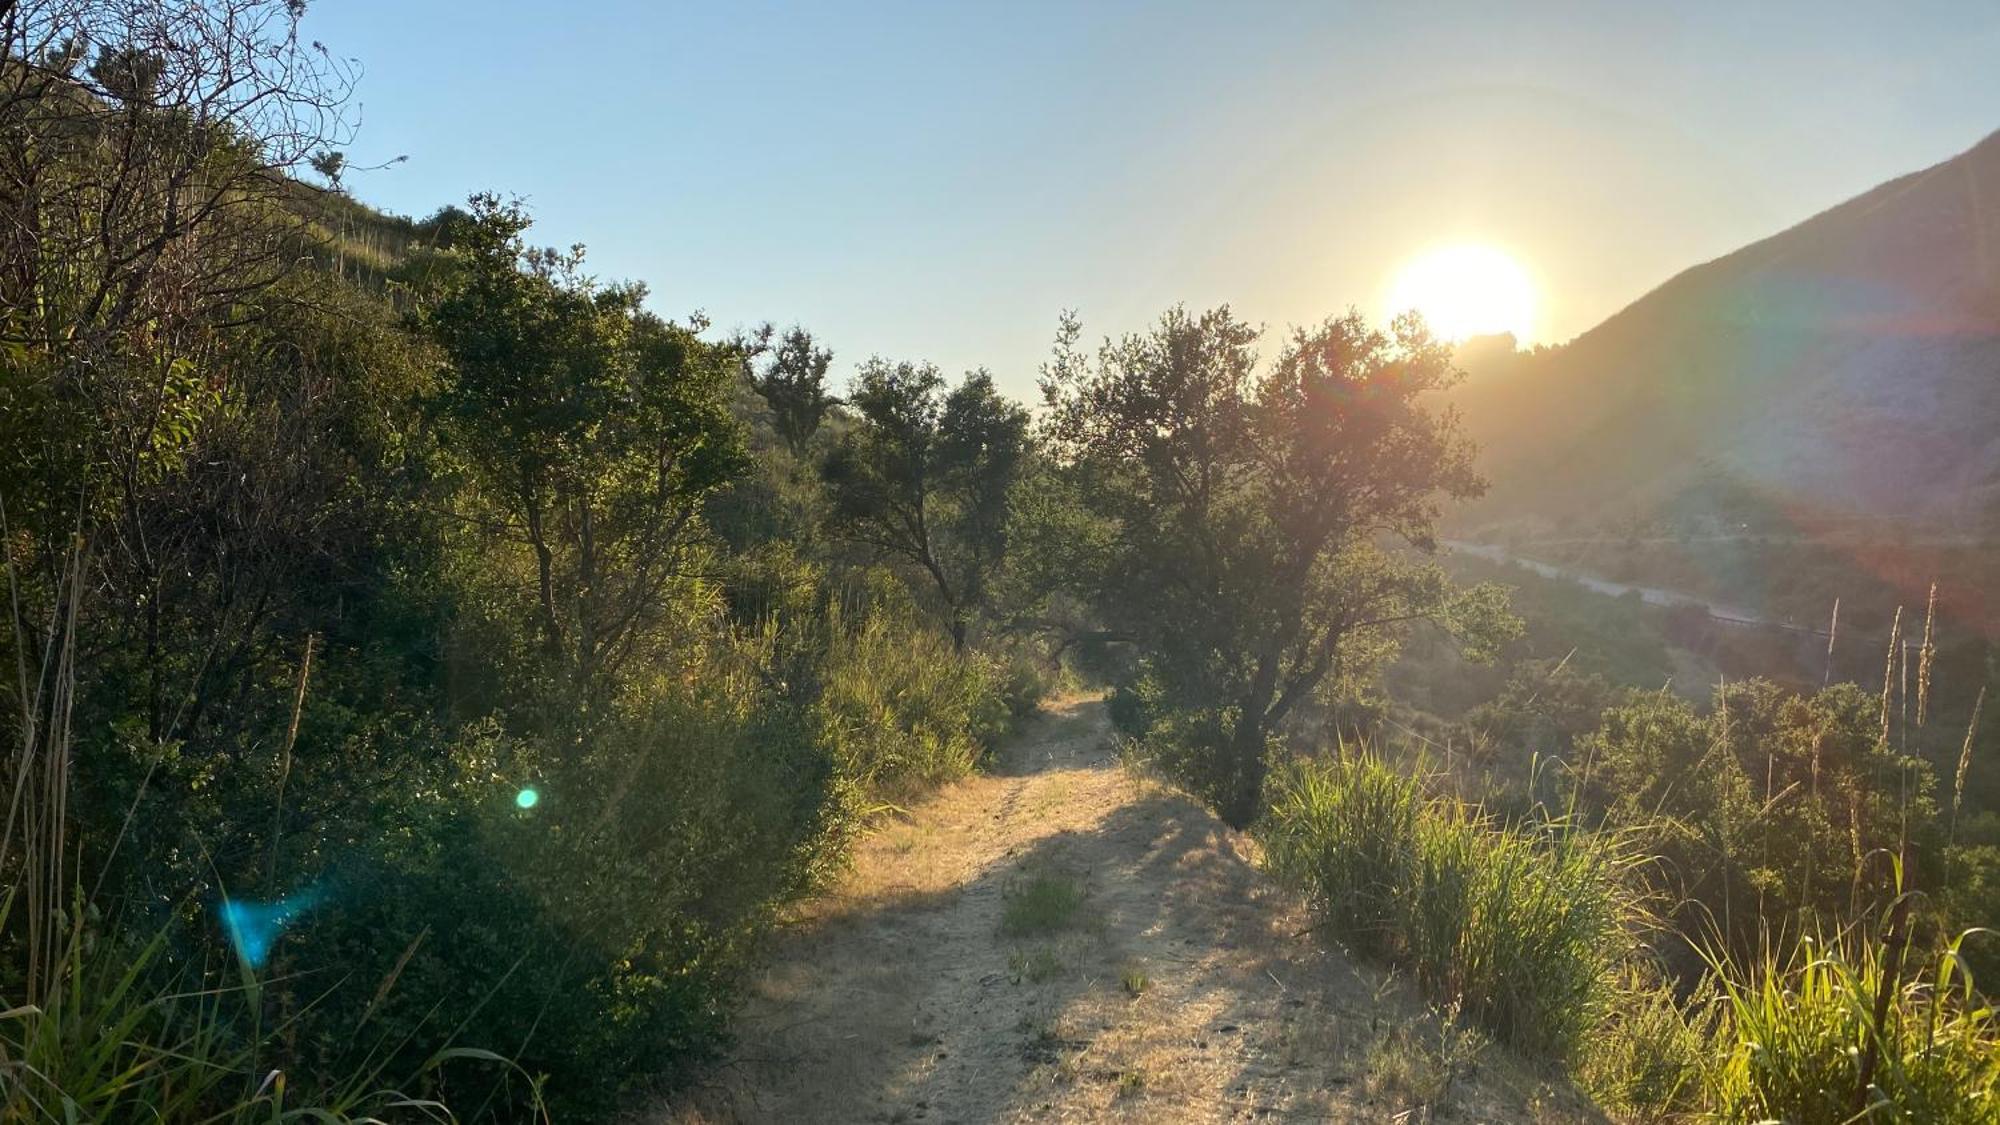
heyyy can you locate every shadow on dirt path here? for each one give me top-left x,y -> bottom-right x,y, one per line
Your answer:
665,697 -> 1600,1124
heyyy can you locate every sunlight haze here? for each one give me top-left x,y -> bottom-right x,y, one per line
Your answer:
1385,244 -> 1538,343
301,1 -> 2000,393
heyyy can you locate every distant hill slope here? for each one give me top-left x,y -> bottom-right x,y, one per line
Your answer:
1460,129 -> 2000,535
285,182 -> 445,288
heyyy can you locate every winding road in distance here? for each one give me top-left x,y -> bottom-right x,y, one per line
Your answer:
1443,540 -> 1829,637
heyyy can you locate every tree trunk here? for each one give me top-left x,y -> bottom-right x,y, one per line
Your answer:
1217,707 -> 1271,830
1214,646 -> 1288,829
523,498 -> 565,663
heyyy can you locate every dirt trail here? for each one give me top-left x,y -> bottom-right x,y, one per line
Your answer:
672,697 -> 1588,1123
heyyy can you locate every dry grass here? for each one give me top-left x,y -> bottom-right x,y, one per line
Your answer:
1008,945 -> 1068,983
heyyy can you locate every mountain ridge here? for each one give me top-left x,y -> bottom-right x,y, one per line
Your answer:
1459,127 -> 2000,535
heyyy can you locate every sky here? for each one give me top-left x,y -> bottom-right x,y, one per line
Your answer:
303,0 -> 2000,399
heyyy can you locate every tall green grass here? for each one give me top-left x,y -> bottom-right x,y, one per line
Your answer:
1261,754 -> 2000,1120
0,897 -> 537,1122
1702,926 -> 2000,1123
1577,968 -> 1713,1120
813,607 -> 1019,797
1261,752 -> 1640,1061
1000,872 -> 1086,937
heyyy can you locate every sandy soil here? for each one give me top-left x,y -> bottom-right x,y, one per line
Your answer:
666,697 -> 1596,1124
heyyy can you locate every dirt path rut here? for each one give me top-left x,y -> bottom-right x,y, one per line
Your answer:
671,697 -> 1587,1123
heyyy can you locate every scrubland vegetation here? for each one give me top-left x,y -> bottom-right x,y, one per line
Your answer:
4,3 -> 1997,1121
1259,747 -> 2000,1120
0,4 -> 1035,1117
1255,591 -> 2000,1117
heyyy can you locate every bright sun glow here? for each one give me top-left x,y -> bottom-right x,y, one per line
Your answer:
1386,244 -> 1537,343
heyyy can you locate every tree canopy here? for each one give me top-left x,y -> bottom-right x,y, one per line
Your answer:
1040,306 -> 1515,825
822,360 -> 1030,650
745,323 -> 837,457
416,194 -> 746,707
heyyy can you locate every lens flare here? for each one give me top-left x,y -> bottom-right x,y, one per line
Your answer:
515,787 -> 539,809
219,889 -> 320,969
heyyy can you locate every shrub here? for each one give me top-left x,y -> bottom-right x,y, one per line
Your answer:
817,608 -> 1012,797
109,592 -> 1030,1121
1105,662 -> 1170,741
992,648 -> 1056,725
1119,702 -> 1288,818
282,656 -> 836,1118
1576,680 -> 1943,951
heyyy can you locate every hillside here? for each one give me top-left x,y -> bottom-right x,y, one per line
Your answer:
1459,128 -> 2000,537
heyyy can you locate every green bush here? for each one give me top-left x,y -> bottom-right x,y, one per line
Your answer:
273,654 -> 835,1118
1576,680 -> 1944,951
817,608 -> 1011,797
992,648 -> 1057,724
1117,699 -> 1287,818
269,601 -> 1028,1118
25,592 -> 1030,1123
1106,664 -> 1167,741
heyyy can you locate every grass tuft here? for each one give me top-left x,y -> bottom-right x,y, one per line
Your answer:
1001,872 -> 1085,937
1261,752 -> 1639,1062
1702,927 -> 2000,1122
1007,946 -> 1067,983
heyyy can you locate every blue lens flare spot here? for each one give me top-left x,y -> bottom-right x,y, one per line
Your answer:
219,889 -> 319,969
515,787 -> 539,809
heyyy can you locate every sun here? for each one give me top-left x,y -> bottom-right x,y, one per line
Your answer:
1385,244 -> 1537,343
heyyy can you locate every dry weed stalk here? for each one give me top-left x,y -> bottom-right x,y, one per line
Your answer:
1947,687 -> 1985,894
1878,607 -> 1902,745
1916,584 -> 1937,727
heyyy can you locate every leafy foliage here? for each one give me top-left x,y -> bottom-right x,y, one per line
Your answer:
416,194 -> 748,709
744,323 -> 838,457
1577,679 -> 1942,949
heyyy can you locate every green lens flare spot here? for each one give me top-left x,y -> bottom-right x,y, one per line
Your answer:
515,787 -> 539,810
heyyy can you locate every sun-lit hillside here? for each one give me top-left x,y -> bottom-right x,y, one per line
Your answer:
1462,128 -> 2000,536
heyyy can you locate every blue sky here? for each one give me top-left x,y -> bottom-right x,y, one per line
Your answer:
304,1 -> 2000,398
